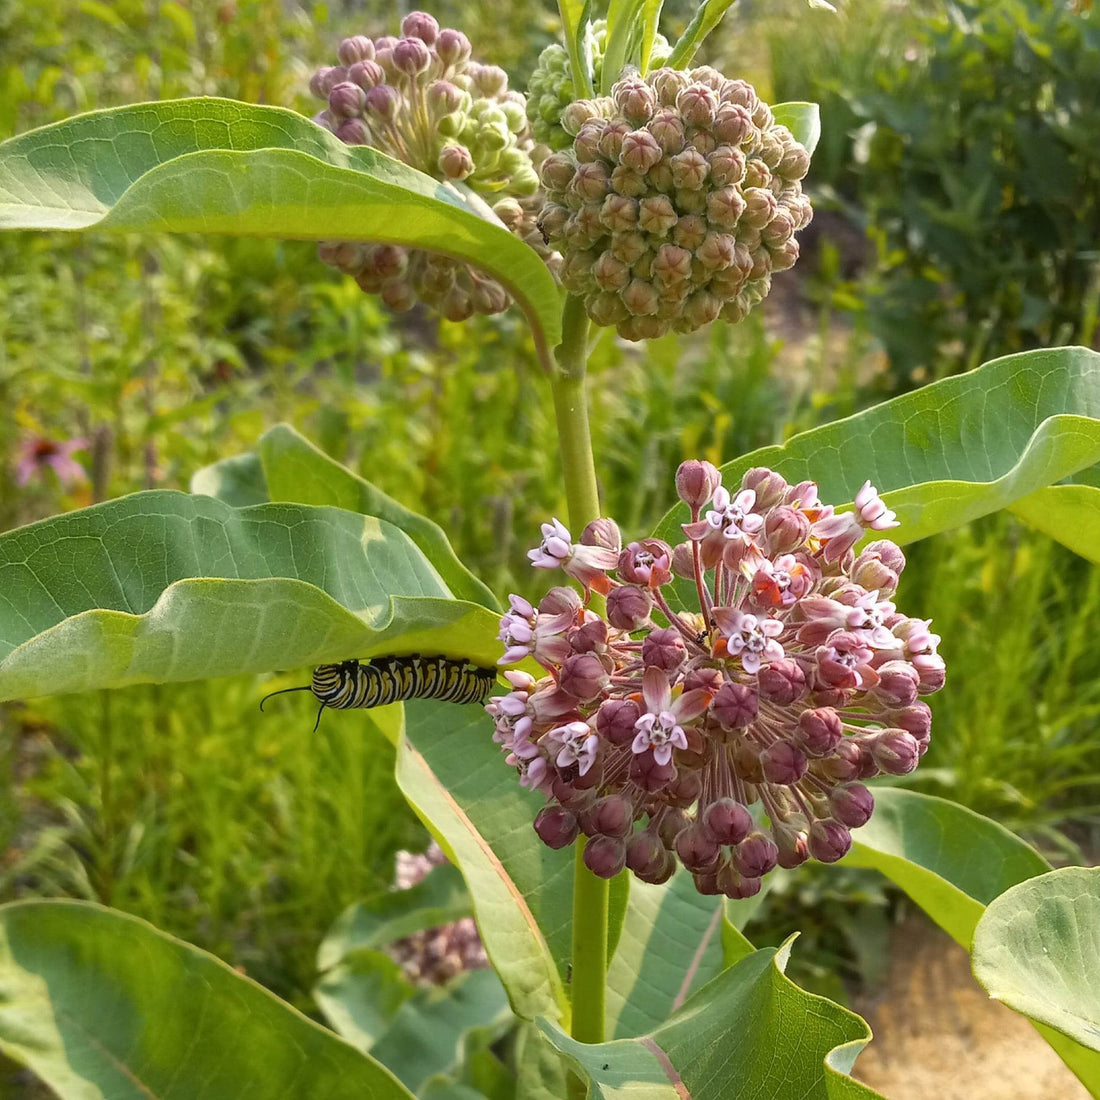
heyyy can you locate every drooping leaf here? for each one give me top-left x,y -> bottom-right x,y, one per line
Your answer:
652,347 -> 1100,562
319,863 -> 474,972
639,0 -> 667,72
973,868 -> 1100,1058
773,101 -> 822,156
0,900 -> 414,1099
0,491 -> 500,700
606,867 -> 726,1038
257,424 -> 499,610
845,788 -> 1049,947
388,700 -> 571,1024
541,941 -> 882,1098
369,970 -> 512,1094
845,790 -> 1100,1092
0,98 -> 562,350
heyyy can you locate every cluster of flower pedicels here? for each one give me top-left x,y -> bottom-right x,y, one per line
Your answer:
537,68 -> 812,339
309,12 -> 554,320
487,463 -> 945,898
387,842 -> 488,984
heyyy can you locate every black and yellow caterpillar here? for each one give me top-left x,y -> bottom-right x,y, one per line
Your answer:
261,655 -> 497,730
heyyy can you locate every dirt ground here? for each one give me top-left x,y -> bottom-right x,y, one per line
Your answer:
851,916 -> 1089,1100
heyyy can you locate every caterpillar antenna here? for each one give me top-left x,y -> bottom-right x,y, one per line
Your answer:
259,685 -> 312,712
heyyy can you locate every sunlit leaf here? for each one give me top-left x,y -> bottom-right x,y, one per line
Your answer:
0,491 -> 500,700
0,98 -> 562,350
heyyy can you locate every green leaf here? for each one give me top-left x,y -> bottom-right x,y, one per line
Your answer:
0,900 -> 414,1099
391,700 -> 571,1024
845,789 -> 1049,947
257,424 -> 499,610
540,942 -> 882,1098
602,0 -> 647,93
0,491 -> 501,700
318,863 -> 474,971
606,867 -> 726,1038
315,949 -> 416,1052
557,0 -> 595,98
370,970 -> 512,1094
973,868 -> 1100,1064
0,98 -> 562,351
666,0 -> 739,69
190,450 -> 269,507
652,347 -> 1100,562
773,101 -> 822,156
639,0 -> 667,72
848,791 -> 1100,1092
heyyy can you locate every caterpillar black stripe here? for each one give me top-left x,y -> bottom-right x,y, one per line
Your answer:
261,656 -> 497,730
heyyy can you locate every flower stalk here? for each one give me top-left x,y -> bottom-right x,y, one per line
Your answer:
551,292 -> 609,1053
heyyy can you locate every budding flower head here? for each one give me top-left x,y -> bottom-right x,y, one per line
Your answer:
488,467 -> 944,897
538,67 -> 812,340
310,12 -> 558,321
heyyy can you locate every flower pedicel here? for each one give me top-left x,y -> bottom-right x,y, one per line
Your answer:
487,462 -> 945,898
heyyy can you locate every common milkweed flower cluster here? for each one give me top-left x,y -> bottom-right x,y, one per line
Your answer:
309,12 -> 556,320
487,463 -> 945,898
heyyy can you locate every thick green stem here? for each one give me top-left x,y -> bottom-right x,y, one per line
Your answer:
550,294 -> 609,1053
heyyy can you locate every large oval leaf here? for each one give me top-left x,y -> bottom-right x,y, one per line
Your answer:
541,941 -> 882,1099
257,424 -> 500,610
0,491 -> 500,700
0,900 -> 414,1099
652,347 -> 1100,562
845,789 -> 1100,1093
972,867 -> 1100,1056
388,700 -> 571,1024
0,98 -> 562,350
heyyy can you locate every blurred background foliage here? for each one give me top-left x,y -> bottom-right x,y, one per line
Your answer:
1,0 -> 1099,1028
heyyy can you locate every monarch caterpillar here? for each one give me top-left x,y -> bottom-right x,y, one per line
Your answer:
260,655 -> 497,730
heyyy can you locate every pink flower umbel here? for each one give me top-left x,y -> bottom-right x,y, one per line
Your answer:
488,465 -> 945,898
14,435 -> 88,488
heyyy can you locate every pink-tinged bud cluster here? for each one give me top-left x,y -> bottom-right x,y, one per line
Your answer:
487,464 -> 943,897
387,842 -> 488,983
537,67 -> 812,340
310,11 -> 560,321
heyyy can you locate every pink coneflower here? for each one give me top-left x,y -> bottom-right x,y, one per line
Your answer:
14,436 -> 88,488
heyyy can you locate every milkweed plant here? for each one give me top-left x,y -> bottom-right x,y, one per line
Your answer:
0,3 -> 1099,1099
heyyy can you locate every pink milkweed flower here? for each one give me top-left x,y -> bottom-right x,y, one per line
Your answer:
631,667 -> 711,766
546,719 -> 600,776
712,608 -> 784,674
527,519 -> 618,596
854,480 -> 899,530
15,435 -> 88,487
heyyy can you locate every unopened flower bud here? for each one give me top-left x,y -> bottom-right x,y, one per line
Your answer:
669,148 -> 709,190
702,797 -> 752,845
560,654 -> 610,703
438,143 -> 475,180
607,585 -> 653,631
764,506 -> 810,553
808,819 -> 852,863
338,36 -> 375,65
622,279 -> 660,317
638,194 -> 678,236
676,460 -> 721,511
797,707 -> 843,756
712,681 -> 758,729
401,10 -> 439,44
733,832 -> 778,878
329,81 -> 366,119
871,729 -> 920,775
893,701 -> 932,740
435,28 -> 471,66
596,698 -> 642,746
761,740 -> 808,785
757,659 -> 806,705
584,834 -> 628,878
534,806 -> 578,849
872,660 -> 920,707
581,518 -> 622,553
626,829 -> 669,878
392,36 -> 432,77
675,823 -> 722,873
620,130 -> 663,173
365,83 -> 400,119
829,784 -> 874,829
775,824 -> 809,869
613,77 -> 657,124
582,794 -> 635,839
642,627 -> 686,671
618,539 -> 673,588
335,118 -> 370,145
